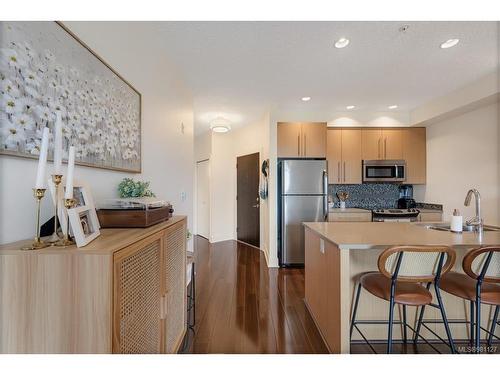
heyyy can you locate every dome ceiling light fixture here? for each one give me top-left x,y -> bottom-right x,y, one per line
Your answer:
334,37 -> 350,49
440,38 -> 460,49
301,96 -> 311,101
210,116 -> 231,133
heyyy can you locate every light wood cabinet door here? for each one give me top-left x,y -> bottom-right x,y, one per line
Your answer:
161,220 -> 187,354
361,129 -> 382,160
113,233 -> 163,354
382,129 -> 403,160
325,241 -> 341,353
341,129 -> 362,184
302,122 -> 327,158
305,228 -> 327,335
402,127 -> 426,184
277,122 -> 302,157
326,129 -> 342,183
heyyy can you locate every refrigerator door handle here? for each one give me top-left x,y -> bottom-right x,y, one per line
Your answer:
322,169 -> 328,221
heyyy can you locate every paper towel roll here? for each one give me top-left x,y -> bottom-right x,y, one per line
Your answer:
451,215 -> 463,233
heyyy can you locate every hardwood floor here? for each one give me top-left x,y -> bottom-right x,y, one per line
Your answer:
184,236 -> 328,354
182,236 -> 499,354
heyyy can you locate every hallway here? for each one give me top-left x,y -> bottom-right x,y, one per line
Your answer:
186,236 -> 328,353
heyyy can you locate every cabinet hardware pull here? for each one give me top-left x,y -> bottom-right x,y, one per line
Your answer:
343,161 -> 346,182
304,134 -> 307,156
298,134 -> 300,156
337,162 -> 340,182
378,138 -> 381,159
384,138 -> 387,159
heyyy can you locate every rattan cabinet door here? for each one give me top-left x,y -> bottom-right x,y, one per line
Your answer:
113,233 -> 163,354
162,220 -> 187,353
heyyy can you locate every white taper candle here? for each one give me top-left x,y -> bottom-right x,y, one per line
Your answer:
65,146 -> 75,199
35,127 -> 50,189
54,112 -> 63,174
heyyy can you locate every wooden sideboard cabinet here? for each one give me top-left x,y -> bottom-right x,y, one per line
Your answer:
0,216 -> 187,354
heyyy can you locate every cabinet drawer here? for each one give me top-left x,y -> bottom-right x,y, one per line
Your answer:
328,212 -> 372,222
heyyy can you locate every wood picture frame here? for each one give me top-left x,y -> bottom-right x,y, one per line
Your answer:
48,178 -> 100,237
0,21 -> 142,172
67,204 -> 101,247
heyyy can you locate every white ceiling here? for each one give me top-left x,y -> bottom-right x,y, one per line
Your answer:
154,21 -> 499,134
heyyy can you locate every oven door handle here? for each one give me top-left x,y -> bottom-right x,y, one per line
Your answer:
395,164 -> 398,179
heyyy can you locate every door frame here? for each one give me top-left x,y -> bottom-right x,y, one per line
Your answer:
195,158 -> 210,240
235,152 -> 261,248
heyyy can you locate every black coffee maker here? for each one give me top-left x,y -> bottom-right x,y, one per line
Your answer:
397,185 -> 416,209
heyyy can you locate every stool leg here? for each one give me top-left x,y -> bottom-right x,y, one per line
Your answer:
487,305 -> 498,348
488,305 -> 499,346
475,298 -> 481,353
350,283 -> 362,338
470,300 -> 475,346
414,305 -> 426,344
387,293 -> 395,354
435,284 -> 456,354
402,305 -> 408,344
414,282 -> 431,344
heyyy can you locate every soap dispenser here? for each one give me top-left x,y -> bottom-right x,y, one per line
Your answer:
450,209 -> 463,233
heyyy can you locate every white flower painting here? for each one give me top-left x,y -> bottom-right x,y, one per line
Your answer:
0,21 -> 141,172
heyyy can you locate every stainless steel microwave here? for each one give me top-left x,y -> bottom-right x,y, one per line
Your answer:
363,160 -> 406,183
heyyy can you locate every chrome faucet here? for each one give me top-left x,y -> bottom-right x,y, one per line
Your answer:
464,189 -> 483,231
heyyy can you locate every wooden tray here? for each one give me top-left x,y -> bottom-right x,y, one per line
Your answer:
97,205 -> 173,228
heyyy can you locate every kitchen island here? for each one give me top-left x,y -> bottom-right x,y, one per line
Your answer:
303,221 -> 500,353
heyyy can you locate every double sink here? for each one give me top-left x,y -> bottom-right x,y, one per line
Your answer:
417,223 -> 500,233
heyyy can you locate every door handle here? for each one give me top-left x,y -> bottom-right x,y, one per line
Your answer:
337,162 -> 340,182
297,134 -> 300,156
343,161 -> 346,182
322,170 -> 328,221
304,134 -> 307,156
252,204 -> 260,208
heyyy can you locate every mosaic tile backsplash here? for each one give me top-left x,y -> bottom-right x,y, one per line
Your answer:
329,184 -> 402,210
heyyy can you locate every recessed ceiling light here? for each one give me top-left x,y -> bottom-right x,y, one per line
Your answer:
388,105 -> 398,109
440,39 -> 459,49
334,38 -> 350,49
301,96 -> 311,102
210,117 -> 231,133
346,105 -> 355,110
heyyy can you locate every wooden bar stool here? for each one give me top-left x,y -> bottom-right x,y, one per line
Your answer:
350,245 -> 456,354
439,246 -> 500,352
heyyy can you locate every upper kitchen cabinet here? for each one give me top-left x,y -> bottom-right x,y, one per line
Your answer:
361,128 -> 403,160
277,122 -> 326,158
402,127 -> 426,184
327,128 -> 362,184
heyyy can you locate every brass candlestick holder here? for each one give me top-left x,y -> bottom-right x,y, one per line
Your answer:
56,198 -> 76,247
48,174 -> 63,244
22,188 -> 50,250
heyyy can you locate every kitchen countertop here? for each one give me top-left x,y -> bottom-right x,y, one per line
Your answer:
303,221 -> 500,250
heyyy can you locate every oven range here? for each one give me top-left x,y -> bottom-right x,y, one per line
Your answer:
371,208 -> 420,222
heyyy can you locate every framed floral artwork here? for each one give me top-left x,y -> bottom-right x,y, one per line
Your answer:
0,21 -> 141,172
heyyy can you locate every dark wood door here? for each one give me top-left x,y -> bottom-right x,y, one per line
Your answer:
236,153 -> 260,247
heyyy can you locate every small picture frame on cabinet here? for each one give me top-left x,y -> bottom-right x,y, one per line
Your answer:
67,205 -> 101,247
48,179 -> 100,237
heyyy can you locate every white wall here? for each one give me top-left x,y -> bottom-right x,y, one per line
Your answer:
206,114 -> 270,253
414,102 -> 499,225
0,22 -> 195,247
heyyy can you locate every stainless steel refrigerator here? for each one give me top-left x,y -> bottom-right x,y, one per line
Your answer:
279,159 -> 328,266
